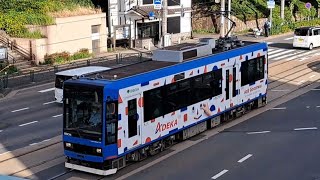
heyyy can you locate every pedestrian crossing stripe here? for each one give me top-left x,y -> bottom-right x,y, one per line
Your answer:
267,48 -> 316,61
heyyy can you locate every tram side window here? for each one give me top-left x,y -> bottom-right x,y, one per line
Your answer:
105,102 -> 118,145
144,88 -> 164,121
164,80 -> 191,114
241,57 -> 265,86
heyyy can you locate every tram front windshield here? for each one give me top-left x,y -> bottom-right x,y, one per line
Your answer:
63,84 -> 103,141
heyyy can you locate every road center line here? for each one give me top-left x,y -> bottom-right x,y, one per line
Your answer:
19,121 -> 38,127
0,130 -> 2,133
316,106 -> 320,108
238,154 -> 253,163
52,114 -> 62,118
43,101 -> 56,105
247,131 -> 270,135
38,88 -> 55,93
11,107 -> 29,113
211,169 -> 229,179
270,107 -> 286,110
294,127 -> 318,131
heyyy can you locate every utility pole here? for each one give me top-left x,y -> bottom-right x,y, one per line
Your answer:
227,0 -> 231,37
160,0 -> 168,47
280,0 -> 285,19
220,0 -> 226,37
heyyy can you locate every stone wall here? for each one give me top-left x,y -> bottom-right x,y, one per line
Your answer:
193,15 -> 268,33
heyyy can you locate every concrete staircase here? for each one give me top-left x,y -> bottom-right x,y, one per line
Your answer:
7,49 -> 33,74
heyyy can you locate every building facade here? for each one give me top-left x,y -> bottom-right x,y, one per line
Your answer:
107,0 -> 192,49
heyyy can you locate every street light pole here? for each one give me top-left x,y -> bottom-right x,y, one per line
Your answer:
220,0 -> 226,37
227,0 -> 231,37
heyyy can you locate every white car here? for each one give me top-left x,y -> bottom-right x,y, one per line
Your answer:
293,26 -> 320,50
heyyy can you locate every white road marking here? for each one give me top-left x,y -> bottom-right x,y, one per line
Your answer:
294,127 -> 318,131
287,51 -> 314,61
19,121 -> 38,127
311,89 -> 320,91
0,151 -> 11,156
309,75 -> 316,79
29,143 -> 39,146
43,101 -> 56,105
0,130 -> 2,133
238,154 -> 253,163
298,80 -> 305,85
52,114 -> 62,118
211,170 -> 229,179
268,49 -> 285,55
42,139 -> 51,142
268,48 -> 277,52
38,88 -> 55,93
11,107 -> 29,113
270,107 -> 286,110
269,50 -> 295,59
316,106 -> 320,108
247,131 -> 270,134
306,106 -> 310,109
271,89 -> 290,92
267,42 -> 274,45
284,37 -> 294,40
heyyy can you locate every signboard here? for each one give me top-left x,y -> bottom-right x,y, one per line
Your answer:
267,0 -> 275,8
154,0 -> 162,10
115,26 -> 130,40
305,2 -> 312,9
0,47 -> 7,60
149,11 -> 155,20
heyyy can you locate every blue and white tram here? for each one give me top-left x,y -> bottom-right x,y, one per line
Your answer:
63,38 -> 268,175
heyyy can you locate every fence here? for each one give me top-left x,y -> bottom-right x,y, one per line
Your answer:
0,51 -> 152,93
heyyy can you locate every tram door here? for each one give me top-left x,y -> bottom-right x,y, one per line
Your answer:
126,94 -> 142,149
225,65 -> 239,109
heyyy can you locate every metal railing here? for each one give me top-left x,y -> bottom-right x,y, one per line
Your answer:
0,30 -> 36,61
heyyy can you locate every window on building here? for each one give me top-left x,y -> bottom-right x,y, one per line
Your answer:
143,0 -> 153,4
168,0 -> 180,6
167,16 -> 181,34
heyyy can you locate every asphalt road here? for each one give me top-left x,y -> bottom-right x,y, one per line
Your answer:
0,83 -> 62,154
125,87 -> 320,180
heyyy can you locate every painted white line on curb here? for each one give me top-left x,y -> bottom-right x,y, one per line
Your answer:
19,121 -> 38,127
52,114 -> 62,118
11,107 -> 29,113
247,131 -> 270,135
238,154 -> 253,163
38,88 -> 55,93
211,170 -> 229,179
270,107 -> 286,110
294,127 -> 318,131
270,89 -> 290,92
0,151 -> 11,156
43,101 -> 56,105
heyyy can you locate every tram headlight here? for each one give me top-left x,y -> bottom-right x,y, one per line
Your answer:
96,148 -> 102,153
65,142 -> 72,148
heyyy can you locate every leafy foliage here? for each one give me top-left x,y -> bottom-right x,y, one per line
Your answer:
0,0 -> 94,38
43,49 -> 91,65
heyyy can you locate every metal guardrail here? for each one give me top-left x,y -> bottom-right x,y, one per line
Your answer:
0,51 -> 153,91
